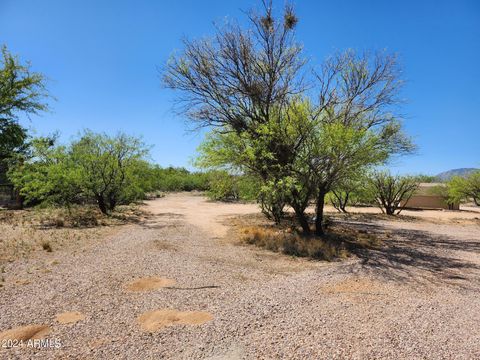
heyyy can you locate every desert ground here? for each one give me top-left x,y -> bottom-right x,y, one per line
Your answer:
0,192 -> 479,359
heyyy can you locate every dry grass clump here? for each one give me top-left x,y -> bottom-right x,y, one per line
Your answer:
34,206 -> 100,228
0,204 -> 148,230
241,226 -> 348,261
41,241 -> 53,252
0,224 -> 112,265
0,206 -> 102,228
238,212 -> 381,261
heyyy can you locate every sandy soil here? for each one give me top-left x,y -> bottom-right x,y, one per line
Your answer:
324,203 -> 480,222
0,192 -> 479,359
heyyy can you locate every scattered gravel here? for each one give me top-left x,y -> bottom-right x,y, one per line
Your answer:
0,193 -> 479,359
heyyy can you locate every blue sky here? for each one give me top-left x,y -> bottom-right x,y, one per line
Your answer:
1,0 -> 479,175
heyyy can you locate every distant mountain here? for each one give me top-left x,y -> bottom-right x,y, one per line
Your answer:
435,168 -> 479,182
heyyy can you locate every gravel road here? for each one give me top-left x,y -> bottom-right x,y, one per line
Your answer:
1,193 -> 479,359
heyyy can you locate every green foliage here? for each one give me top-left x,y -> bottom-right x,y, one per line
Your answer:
206,171 -> 238,200
69,131 -> 149,213
0,45 -> 49,179
447,171 -> 480,206
9,131 -> 151,214
197,97 -> 413,231
328,172 -> 373,212
8,135 -> 79,207
414,174 -> 437,183
367,171 -> 419,215
0,46 -> 48,121
196,101 -> 313,223
203,171 -> 260,201
149,166 -> 210,192
166,3 -> 414,235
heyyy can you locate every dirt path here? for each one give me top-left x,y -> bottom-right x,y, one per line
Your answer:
145,193 -> 259,238
0,193 -> 479,359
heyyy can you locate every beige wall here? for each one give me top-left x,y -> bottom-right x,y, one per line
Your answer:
403,195 -> 459,210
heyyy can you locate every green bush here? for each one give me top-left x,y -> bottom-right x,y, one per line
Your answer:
9,131 -> 152,214
447,171 -> 480,206
148,166 -> 210,192
206,171 -> 259,201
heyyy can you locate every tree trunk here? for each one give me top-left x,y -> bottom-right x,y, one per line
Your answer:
294,208 -> 311,235
385,203 -> 395,215
340,192 -> 349,213
15,189 -> 23,210
108,194 -> 117,213
96,195 -> 108,215
315,187 -> 327,236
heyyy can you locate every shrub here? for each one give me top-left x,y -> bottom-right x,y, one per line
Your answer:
32,205 -> 101,228
207,171 -> 238,200
148,166 -> 210,192
9,131 -> 153,214
205,171 -> 260,201
367,170 -> 418,215
447,171 -> 480,206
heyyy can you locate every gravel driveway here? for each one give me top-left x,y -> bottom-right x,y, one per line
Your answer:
1,193 -> 479,359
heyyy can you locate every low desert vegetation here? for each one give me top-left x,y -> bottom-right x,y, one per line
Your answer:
206,171 -> 260,201
0,204 -> 145,264
241,226 -> 343,260
366,171 -> 419,215
147,166 -> 210,193
8,131 -> 151,214
6,132 -> 251,214
238,214 -> 380,261
447,170 -> 480,206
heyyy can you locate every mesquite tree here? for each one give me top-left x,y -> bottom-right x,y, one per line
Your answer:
165,2 -> 414,236
71,131 -> 148,214
165,2 -> 306,222
9,131 -> 150,214
301,51 -> 414,234
368,171 -> 418,215
329,173 -> 370,213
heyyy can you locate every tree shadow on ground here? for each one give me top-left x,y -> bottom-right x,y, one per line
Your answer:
337,220 -> 480,289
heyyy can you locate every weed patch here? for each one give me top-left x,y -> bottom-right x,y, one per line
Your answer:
241,227 -> 346,260
239,217 -> 380,261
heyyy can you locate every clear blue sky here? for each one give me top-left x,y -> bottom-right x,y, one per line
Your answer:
1,0 -> 479,175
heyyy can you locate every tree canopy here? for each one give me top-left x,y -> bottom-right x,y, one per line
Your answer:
166,3 -> 414,235
0,45 -> 49,184
447,171 -> 480,206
